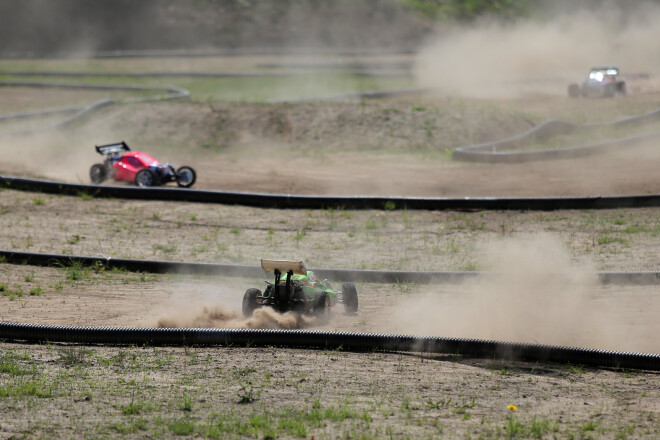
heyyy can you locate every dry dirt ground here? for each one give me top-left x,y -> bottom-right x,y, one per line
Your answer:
4,77 -> 660,198
1,61 -> 660,438
1,188 -> 659,438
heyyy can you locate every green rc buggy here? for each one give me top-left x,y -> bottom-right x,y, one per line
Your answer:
242,260 -> 358,317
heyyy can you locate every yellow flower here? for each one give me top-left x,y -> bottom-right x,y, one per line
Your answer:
507,404 -> 518,411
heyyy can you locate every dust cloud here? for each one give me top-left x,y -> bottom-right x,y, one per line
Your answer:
390,234 -> 659,353
156,302 -> 316,330
149,278 -> 317,330
0,131 -> 108,182
415,2 -> 660,98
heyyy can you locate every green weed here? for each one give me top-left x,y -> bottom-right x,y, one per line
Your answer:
0,379 -> 52,398
504,415 -> 525,439
597,236 -> 628,246
237,384 -> 259,404
0,351 -> 35,376
153,243 -> 178,254
67,234 -> 82,244
58,347 -> 91,367
167,417 -> 195,435
178,394 -> 193,412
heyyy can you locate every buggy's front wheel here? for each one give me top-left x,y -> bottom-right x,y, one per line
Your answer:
242,288 -> 261,317
176,166 -> 196,188
342,283 -> 358,313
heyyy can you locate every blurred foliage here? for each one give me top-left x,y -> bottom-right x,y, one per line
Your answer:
0,0 -> 577,54
400,0 -> 531,21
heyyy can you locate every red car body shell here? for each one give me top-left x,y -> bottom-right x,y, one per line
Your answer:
112,151 -> 160,182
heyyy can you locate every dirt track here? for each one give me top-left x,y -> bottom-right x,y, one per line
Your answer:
2,68 -> 660,439
4,87 -> 660,198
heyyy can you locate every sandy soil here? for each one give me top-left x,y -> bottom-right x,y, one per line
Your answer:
2,67 -> 660,438
1,188 -> 660,355
4,90 -> 660,198
1,261 -> 659,438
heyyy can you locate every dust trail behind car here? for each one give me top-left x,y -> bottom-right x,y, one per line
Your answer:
156,302 -> 316,329
385,233 -> 660,354
415,2 -> 660,98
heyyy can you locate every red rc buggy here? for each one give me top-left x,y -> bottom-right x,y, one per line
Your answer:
89,141 -> 196,188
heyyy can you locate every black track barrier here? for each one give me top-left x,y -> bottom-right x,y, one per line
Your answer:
4,174 -> 660,211
0,81 -> 189,136
0,76 -> 419,135
2,249 -> 660,286
0,322 -> 658,370
453,108 -> 660,163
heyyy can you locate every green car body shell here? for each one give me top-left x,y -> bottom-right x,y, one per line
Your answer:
271,271 -> 337,303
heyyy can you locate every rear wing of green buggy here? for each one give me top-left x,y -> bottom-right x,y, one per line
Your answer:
261,259 -> 307,275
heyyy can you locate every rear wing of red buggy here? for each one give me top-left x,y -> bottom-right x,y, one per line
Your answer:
95,141 -> 130,156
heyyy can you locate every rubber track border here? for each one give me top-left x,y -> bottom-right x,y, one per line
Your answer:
0,322 -> 657,370
0,80 -> 189,136
3,174 -> 660,211
453,107 -> 660,163
0,77 -> 420,135
2,249 -> 659,285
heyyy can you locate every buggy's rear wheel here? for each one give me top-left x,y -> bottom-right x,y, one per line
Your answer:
617,81 -> 627,95
342,283 -> 358,313
242,288 -> 261,317
135,169 -> 156,187
314,292 -> 331,322
176,166 -> 196,188
604,83 -> 616,98
567,84 -> 580,98
90,164 -> 107,184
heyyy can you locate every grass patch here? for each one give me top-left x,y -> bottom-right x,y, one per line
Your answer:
1,287 -> 23,300
166,417 -> 195,436
0,351 -> 35,376
57,347 -> 91,367
51,259 -> 93,283
237,385 -> 259,404
153,243 -> 178,254
0,379 -> 52,398
121,400 -> 157,416
597,236 -> 628,246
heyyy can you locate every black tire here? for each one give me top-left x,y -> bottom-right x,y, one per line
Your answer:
242,288 -> 261,317
617,81 -> 627,95
604,83 -> 616,98
176,166 -> 196,188
290,288 -> 308,314
568,84 -> 580,98
135,169 -> 156,187
89,164 -> 107,184
314,292 -> 331,322
342,283 -> 358,313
